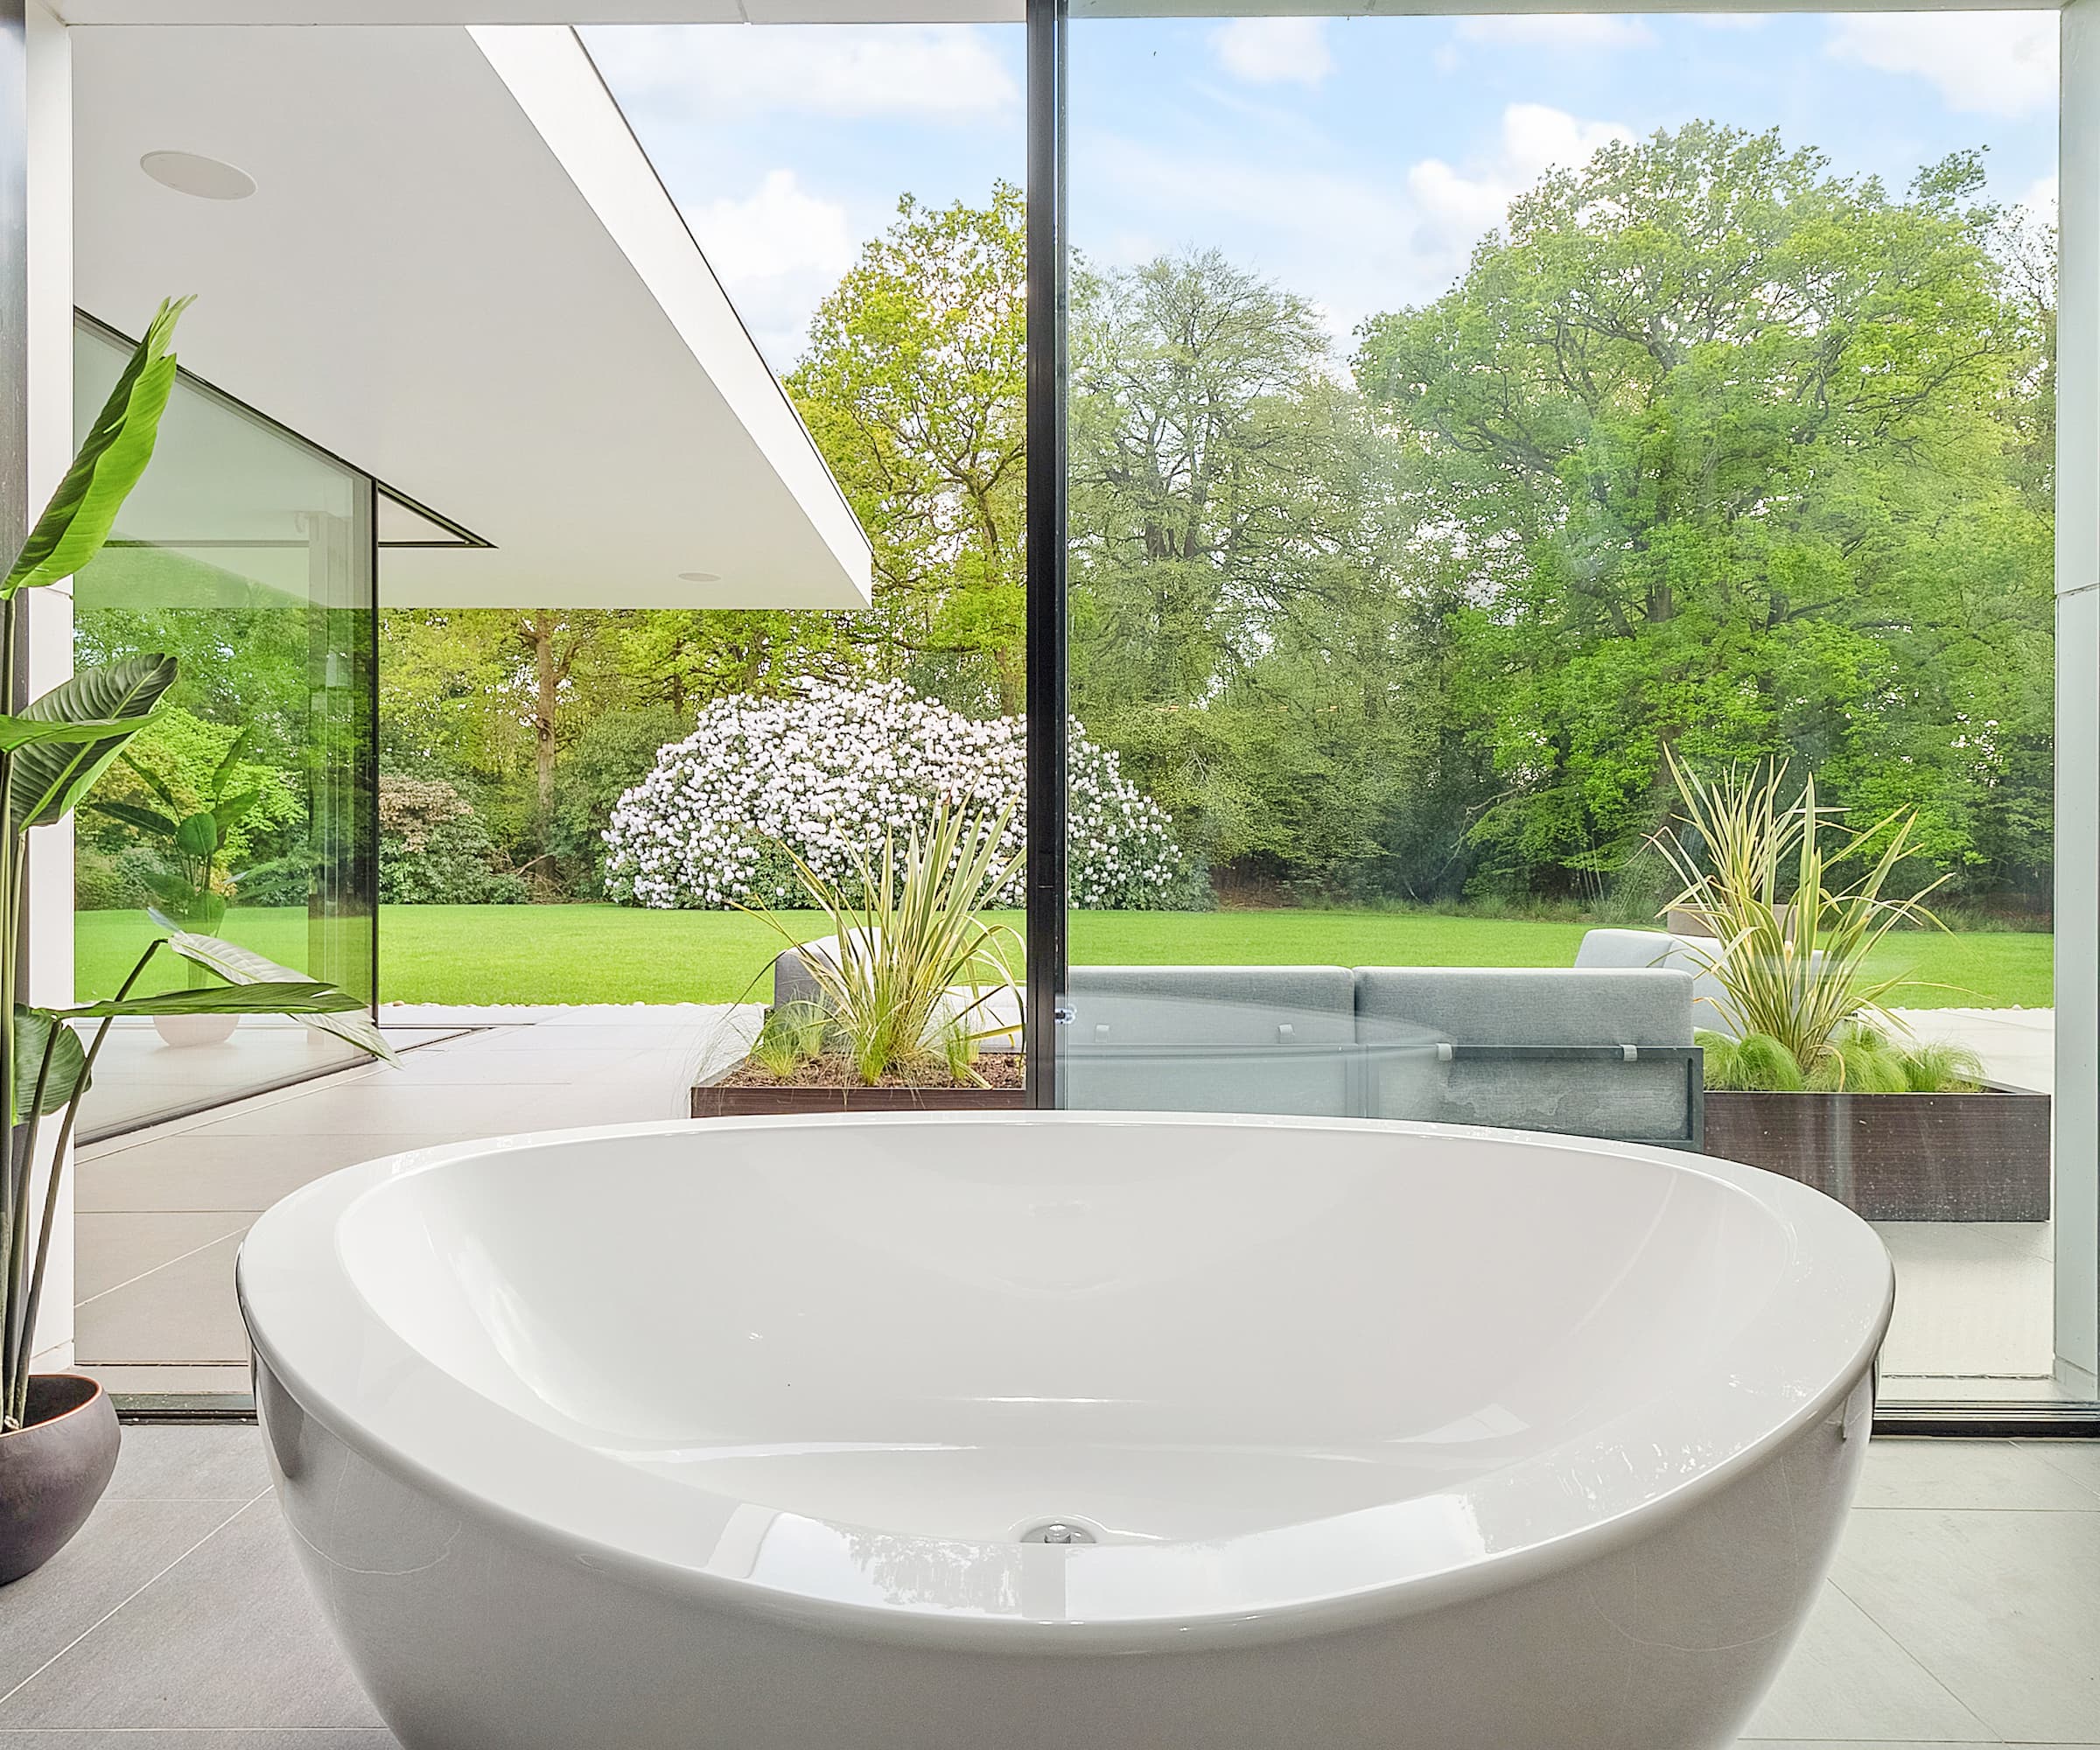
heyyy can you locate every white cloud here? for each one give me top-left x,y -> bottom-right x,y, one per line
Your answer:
1406,104 -> 1636,275
688,170 -> 858,367
1209,18 -> 1335,88
2024,172 -> 2059,216
1454,16 -> 1655,49
583,24 -> 1018,122
1082,102 -> 1631,340
1825,14 -> 2057,121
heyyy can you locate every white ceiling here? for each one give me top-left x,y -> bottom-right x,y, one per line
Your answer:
49,0 -> 2054,21
73,23 -> 872,609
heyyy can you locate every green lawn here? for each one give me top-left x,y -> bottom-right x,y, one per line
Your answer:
73,904 -> 2055,1010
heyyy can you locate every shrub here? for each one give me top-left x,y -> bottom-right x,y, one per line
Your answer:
602,680 -> 1188,910
380,774 -> 529,905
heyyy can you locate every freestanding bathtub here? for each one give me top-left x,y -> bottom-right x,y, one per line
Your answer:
241,1112 -> 1892,1750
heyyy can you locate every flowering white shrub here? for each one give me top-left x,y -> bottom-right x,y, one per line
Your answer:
603,680 -> 1188,910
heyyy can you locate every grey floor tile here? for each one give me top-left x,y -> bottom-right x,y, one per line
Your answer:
1857,1438 -> 2100,1511
104,1426 -> 271,1505
0,1501 -> 381,1732
0,1501 -> 243,1696
77,1230 -> 251,1367
1832,1508 -> 2100,1743
0,1733 -> 399,1746
2019,1440 -> 2100,1505
72,1214 -> 248,1303
1741,1579 -> 1994,1743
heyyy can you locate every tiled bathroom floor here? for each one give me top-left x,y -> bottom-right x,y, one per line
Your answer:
0,1430 -> 2092,1746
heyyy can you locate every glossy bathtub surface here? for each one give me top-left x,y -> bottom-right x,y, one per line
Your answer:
242,1113 -> 1891,1640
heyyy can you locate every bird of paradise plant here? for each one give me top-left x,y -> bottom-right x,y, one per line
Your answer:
0,299 -> 395,1433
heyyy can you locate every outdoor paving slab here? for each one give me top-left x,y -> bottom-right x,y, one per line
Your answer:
72,1214 -> 250,1304
76,1131 -> 485,1214
0,1502 -> 382,1732
77,1229 -> 252,1367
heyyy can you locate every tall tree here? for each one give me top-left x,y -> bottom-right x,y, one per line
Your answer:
788,185 -> 1028,713
1353,123 -> 2054,897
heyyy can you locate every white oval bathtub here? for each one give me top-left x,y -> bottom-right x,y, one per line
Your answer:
240,1112 -> 1892,1750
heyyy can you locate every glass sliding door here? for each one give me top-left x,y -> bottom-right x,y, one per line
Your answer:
1042,6 -> 2082,1412
69,313 -> 377,1136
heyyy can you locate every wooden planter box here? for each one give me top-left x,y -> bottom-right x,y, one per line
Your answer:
690,1061 -> 1026,1119
1704,1089 -> 2051,1222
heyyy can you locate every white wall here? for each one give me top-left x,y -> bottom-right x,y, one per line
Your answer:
2058,0 -> 2099,1399
24,0 -> 73,1368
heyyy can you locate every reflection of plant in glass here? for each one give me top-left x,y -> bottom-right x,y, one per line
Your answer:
2,301 -> 395,1432
1655,752 -> 1964,1092
88,724 -> 261,933
743,799 -> 1023,1088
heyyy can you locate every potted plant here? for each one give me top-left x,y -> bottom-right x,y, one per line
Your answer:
88,725 -> 262,1046
1655,754 -> 2048,1222
1,299 -> 396,1586
691,799 -> 1026,1116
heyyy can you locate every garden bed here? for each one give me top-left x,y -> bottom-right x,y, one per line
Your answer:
1704,1088 -> 2050,1222
691,1055 -> 1026,1118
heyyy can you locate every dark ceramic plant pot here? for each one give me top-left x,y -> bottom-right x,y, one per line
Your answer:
0,1374 -> 121,1586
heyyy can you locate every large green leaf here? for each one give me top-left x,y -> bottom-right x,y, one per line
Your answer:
10,654 -> 178,833
56,983 -> 360,1019
119,752 -> 182,813
175,811 -> 220,857
0,710 -> 164,752
210,788 -> 260,835
86,798 -> 180,839
208,725 -> 254,798
4,297 -> 192,596
159,928 -> 397,1065
11,1007 -> 89,1124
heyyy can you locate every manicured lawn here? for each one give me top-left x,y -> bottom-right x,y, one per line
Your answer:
73,904 -> 2054,1010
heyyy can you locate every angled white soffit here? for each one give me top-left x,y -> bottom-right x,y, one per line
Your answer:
73,23 -> 872,609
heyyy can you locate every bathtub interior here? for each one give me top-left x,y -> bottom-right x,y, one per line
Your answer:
318,1116 -> 1830,1546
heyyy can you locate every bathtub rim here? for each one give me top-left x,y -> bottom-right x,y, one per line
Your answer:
239,1110 -> 1892,1653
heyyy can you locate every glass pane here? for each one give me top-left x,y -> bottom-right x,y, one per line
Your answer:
70,316 -> 377,1136
1055,10 -> 2073,1405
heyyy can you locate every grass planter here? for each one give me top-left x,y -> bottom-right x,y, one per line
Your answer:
690,1060 -> 1026,1119
1704,1088 -> 2051,1222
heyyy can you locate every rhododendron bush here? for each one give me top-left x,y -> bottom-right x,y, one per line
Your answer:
603,681 -> 1188,909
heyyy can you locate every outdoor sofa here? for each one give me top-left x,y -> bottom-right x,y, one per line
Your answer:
770,944 -> 1701,1145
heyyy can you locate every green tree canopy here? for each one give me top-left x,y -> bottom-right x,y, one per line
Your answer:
1352,122 -> 2054,899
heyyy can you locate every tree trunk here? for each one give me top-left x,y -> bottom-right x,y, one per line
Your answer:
530,620 -> 556,820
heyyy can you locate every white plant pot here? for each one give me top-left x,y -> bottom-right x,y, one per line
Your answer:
153,1012 -> 239,1048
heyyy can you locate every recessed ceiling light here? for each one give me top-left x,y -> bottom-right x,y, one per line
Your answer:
678,571 -> 720,584
140,150 -> 256,201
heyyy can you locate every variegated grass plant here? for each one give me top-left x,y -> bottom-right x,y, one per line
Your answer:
742,798 -> 1024,1087
1653,752 -> 1980,1093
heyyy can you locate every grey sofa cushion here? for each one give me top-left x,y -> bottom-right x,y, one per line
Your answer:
1061,965 -> 1357,1116
1353,967 -> 1695,1139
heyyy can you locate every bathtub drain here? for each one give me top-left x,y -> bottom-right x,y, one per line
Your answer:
1020,1520 -> 1096,1545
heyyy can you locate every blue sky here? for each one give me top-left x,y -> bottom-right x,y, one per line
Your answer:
584,11 -> 2057,368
